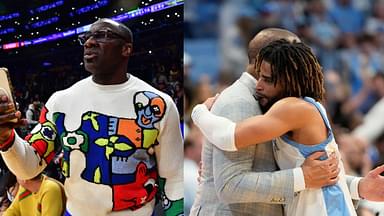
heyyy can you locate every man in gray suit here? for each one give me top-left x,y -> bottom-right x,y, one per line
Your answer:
189,28 -> 341,216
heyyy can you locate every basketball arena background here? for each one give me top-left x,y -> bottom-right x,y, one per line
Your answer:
0,1 -> 183,215
0,0 -> 183,121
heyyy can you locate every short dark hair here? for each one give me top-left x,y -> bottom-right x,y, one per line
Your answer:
255,39 -> 325,101
116,22 -> 133,43
95,18 -> 133,43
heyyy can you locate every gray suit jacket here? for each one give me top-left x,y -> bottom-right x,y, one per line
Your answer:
190,73 -> 295,216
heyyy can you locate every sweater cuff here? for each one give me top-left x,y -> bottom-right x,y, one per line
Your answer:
293,167 -> 306,192
350,177 -> 362,200
0,130 -> 15,152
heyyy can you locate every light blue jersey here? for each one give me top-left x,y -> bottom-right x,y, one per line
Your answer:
273,97 -> 356,216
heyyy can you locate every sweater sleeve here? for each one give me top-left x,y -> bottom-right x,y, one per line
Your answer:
191,104 -> 237,151
155,97 -> 183,216
1,93 -> 59,180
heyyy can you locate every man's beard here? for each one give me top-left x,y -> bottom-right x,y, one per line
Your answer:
256,93 -> 283,114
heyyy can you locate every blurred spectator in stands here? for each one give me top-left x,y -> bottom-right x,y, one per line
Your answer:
184,52 -> 193,93
25,100 -> 41,131
184,0 -> 198,38
373,133 -> 384,167
183,138 -> 199,216
43,152 -> 65,184
216,70 -> 237,93
184,124 -> 204,216
329,0 -> 365,34
169,63 -> 181,84
3,172 -> 66,216
173,82 -> 183,120
302,0 -> 340,70
219,1 -> 256,76
195,75 -> 214,104
337,133 -> 372,176
337,33 -> 382,120
0,170 -> 18,214
340,35 -> 381,117
324,69 -> 353,129
353,72 -> 384,144
365,0 -> 384,48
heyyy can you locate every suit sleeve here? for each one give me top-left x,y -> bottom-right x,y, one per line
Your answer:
155,96 -> 183,216
212,100 -> 295,204
0,93 -> 59,180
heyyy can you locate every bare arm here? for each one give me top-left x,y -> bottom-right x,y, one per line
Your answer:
191,97 -> 308,151
235,98 -> 310,149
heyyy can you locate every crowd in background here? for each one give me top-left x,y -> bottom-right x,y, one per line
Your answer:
185,0 -> 384,215
0,18 -> 183,214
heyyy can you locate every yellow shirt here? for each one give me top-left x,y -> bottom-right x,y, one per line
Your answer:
4,175 -> 65,216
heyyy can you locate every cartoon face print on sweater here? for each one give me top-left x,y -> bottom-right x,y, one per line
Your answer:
134,91 -> 166,129
25,107 -> 57,166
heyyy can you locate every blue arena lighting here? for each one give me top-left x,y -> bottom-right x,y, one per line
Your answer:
62,30 -> 76,37
0,28 -> 15,35
112,0 -> 183,22
32,37 -> 48,45
30,16 -> 59,29
0,12 -> 20,22
43,62 -> 52,67
75,0 -> 109,15
22,41 -> 32,46
30,0 -> 64,14
0,0 -> 183,50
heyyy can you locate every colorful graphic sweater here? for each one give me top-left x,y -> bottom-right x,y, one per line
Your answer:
3,175 -> 66,216
1,75 -> 184,216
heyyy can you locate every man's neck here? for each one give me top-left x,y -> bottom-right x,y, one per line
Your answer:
26,178 -> 43,193
92,73 -> 129,85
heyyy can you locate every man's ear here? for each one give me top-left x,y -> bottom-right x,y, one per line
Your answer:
122,43 -> 132,57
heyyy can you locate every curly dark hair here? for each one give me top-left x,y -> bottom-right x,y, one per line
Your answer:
255,39 -> 325,101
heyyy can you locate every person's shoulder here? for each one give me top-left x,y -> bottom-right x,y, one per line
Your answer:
271,97 -> 319,115
273,97 -> 298,105
217,79 -> 256,104
41,176 -> 64,194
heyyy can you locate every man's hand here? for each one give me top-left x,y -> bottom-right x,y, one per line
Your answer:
302,151 -> 340,188
0,95 -> 27,143
203,94 -> 219,110
358,165 -> 384,201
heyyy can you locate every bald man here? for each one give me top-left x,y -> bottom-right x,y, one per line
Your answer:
190,28 -> 341,216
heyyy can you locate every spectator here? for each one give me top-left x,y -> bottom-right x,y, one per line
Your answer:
3,172 -> 66,216
25,100 -> 41,131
